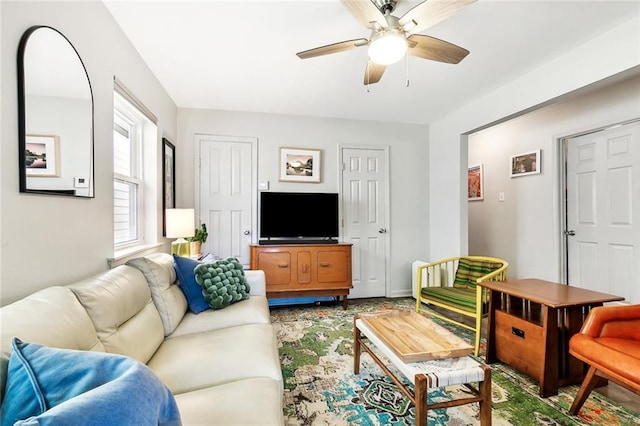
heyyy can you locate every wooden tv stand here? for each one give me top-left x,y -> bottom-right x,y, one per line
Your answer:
249,243 -> 352,309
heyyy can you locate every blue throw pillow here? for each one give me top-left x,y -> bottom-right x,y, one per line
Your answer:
173,254 -> 209,314
1,338 -> 181,426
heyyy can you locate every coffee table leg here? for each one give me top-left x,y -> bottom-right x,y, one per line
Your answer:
415,374 -> 427,426
479,365 -> 492,425
353,317 -> 361,374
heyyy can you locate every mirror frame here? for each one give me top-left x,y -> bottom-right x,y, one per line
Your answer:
17,25 -> 95,197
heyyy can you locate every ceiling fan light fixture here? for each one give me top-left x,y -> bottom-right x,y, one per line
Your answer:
368,30 -> 407,65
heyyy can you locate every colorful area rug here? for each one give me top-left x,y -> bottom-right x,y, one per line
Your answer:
270,297 -> 640,425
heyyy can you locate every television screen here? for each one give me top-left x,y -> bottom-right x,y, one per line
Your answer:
260,192 -> 339,240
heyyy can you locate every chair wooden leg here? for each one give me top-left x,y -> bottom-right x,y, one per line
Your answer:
569,365 -> 599,415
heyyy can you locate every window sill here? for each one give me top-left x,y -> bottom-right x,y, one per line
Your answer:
108,243 -> 164,268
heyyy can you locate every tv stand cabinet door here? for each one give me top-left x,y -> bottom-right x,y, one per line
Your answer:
253,251 -> 292,289
316,248 -> 350,286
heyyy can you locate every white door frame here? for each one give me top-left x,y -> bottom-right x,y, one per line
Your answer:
193,134 -> 259,246
338,144 -> 391,298
558,118 -> 640,284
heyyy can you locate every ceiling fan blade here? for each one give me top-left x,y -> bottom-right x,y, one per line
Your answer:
364,61 -> 386,85
407,34 -> 469,64
297,38 -> 368,59
399,0 -> 476,35
340,0 -> 388,29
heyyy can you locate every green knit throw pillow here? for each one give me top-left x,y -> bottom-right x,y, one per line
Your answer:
193,257 -> 250,309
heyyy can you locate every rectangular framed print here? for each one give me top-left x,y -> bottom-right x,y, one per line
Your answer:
25,134 -> 60,177
510,149 -> 541,177
162,138 -> 176,236
468,164 -> 483,201
279,147 -> 321,183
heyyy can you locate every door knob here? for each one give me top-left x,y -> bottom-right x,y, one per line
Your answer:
243,230 -> 250,235
378,228 -> 387,234
564,230 -> 576,236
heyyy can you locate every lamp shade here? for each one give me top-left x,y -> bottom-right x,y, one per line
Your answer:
165,208 -> 195,238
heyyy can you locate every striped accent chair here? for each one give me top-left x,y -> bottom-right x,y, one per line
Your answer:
415,256 -> 508,356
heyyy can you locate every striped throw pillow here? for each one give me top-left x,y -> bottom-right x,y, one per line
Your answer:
453,257 -> 503,289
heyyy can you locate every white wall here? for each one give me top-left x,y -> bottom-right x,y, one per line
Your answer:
1,1 -> 177,305
428,14 -> 640,263
177,109 -> 429,297
469,74 -> 640,280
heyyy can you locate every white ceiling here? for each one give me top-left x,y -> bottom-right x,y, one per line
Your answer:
103,0 -> 638,126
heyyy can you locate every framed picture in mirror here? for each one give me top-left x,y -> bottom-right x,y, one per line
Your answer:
25,134 -> 60,177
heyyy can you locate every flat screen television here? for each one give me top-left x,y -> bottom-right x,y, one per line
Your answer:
259,192 -> 339,244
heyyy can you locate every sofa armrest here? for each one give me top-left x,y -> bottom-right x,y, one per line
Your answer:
245,270 -> 266,297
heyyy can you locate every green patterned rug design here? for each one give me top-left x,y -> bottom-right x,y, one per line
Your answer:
271,297 -> 640,425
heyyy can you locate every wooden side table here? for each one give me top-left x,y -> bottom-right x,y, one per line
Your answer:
480,279 -> 624,397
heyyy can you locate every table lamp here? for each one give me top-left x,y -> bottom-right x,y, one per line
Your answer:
166,208 -> 195,257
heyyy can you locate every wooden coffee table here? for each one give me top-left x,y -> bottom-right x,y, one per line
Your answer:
354,310 -> 492,426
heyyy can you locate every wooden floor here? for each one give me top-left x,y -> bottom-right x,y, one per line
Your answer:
596,382 -> 640,413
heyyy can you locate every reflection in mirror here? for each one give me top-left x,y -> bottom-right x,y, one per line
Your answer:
18,26 -> 94,197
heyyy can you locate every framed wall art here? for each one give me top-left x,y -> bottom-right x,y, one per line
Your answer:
468,164 -> 483,201
162,138 -> 176,236
510,149 -> 541,177
279,147 -> 321,183
25,134 -> 60,177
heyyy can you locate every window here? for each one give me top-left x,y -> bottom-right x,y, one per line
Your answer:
113,83 -> 157,249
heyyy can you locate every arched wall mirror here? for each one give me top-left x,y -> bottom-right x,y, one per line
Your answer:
18,26 -> 94,197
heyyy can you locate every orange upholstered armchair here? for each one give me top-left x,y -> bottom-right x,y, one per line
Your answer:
568,304 -> 640,415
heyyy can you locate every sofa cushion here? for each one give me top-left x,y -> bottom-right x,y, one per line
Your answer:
169,296 -> 271,338
453,257 -> 503,289
147,323 -> 283,394
420,286 -> 476,312
174,378 -> 283,425
69,266 -> 164,364
194,258 -> 250,309
173,254 -> 210,314
1,338 -> 181,426
0,287 -> 105,404
127,254 -> 187,336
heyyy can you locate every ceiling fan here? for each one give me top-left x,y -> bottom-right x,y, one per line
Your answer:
296,0 -> 476,85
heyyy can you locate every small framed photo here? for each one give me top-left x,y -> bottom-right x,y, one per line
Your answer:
25,134 -> 60,177
468,164 -> 483,201
510,149 -> 541,177
279,147 -> 321,183
162,138 -> 176,236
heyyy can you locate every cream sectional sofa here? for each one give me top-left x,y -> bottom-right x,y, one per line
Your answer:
0,253 -> 284,425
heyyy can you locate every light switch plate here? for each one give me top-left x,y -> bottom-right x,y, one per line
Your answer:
259,181 -> 269,190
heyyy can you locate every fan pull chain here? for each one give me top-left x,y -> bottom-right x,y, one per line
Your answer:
406,52 -> 410,87
366,60 -> 371,93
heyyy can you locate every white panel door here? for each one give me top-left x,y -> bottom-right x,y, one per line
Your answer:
197,135 -> 256,266
341,147 -> 388,298
566,121 -> 640,303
